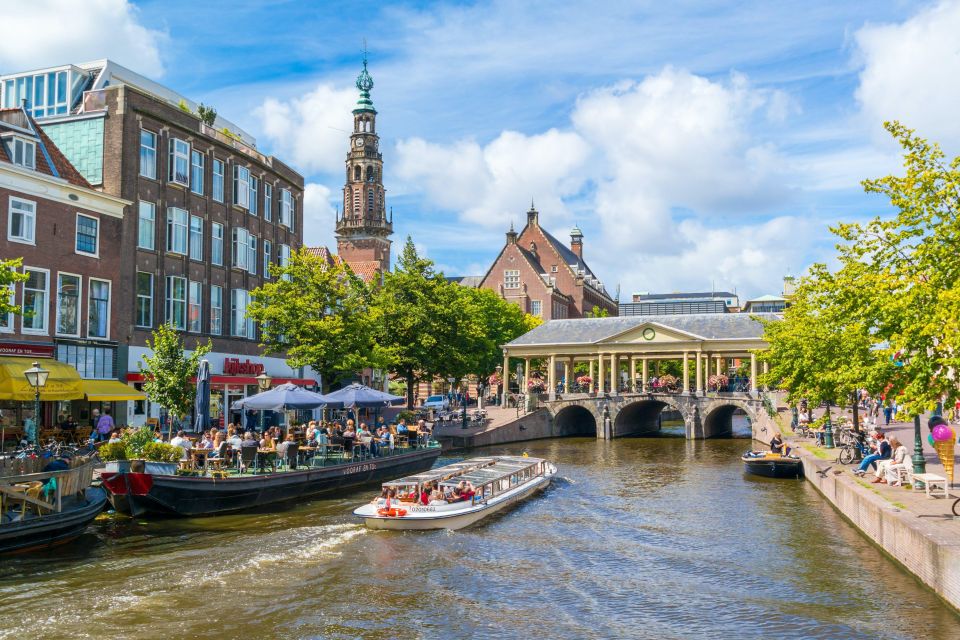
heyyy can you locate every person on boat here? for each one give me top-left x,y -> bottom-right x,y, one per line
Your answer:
769,433 -> 790,456
418,482 -> 433,505
259,431 -> 276,451
226,428 -> 243,449
377,426 -> 393,453
305,421 -> 317,442
854,431 -> 891,476
276,433 -> 296,459
198,432 -> 214,449
241,432 -> 259,449
428,488 -> 447,505
342,420 -> 357,454
396,419 -> 409,436
171,430 -> 192,458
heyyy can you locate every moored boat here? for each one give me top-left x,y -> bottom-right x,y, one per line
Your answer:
742,450 -> 803,479
100,443 -> 442,517
0,456 -> 106,554
353,455 -> 556,530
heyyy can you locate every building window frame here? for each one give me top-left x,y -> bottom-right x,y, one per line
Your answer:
211,222 -> 224,266
190,149 -> 205,195
3,136 -> 36,169
249,176 -> 258,216
280,188 -> 293,228
264,183 -> 273,221
232,227 -> 250,271
530,300 -> 542,317
55,272 -> 82,337
263,240 -> 272,278
87,278 -> 110,340
504,269 -> 520,289
247,234 -> 257,276
21,266 -> 50,334
135,271 -> 153,329
168,138 -> 190,186
75,213 -> 99,257
165,275 -> 187,330
212,158 -> 224,202
279,244 -> 291,281
231,288 -> 251,338
137,201 -> 155,250
166,207 -> 188,255
189,215 -> 203,262
139,129 -> 157,179
188,280 -> 202,333
234,165 -> 251,209
210,284 -> 222,335
8,196 -> 36,245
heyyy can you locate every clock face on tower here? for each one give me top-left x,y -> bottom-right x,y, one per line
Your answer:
354,138 -> 365,148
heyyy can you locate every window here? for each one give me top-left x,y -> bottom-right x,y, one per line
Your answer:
189,216 -> 203,261
264,184 -> 273,221
165,276 -> 186,330
231,288 -> 251,338
188,281 -> 202,332
212,159 -> 224,202
3,137 -> 35,169
8,197 -> 35,244
247,234 -> 257,275
232,227 -> 249,270
367,189 -> 374,213
234,165 -> 250,209
211,222 -> 224,266
88,279 -> 110,339
249,176 -> 258,215
57,344 -> 114,380
190,150 -> 205,195
22,267 -> 49,333
168,138 -> 190,185
140,130 -> 157,179
279,244 -> 291,281
280,188 -> 293,227
504,270 -> 520,289
210,285 -> 222,335
166,207 -> 188,254
2,70 -> 68,117
551,265 -> 558,273
75,214 -> 98,256
56,273 -> 81,336
263,240 -> 272,278
137,201 -> 155,250
531,300 -> 542,317
136,272 -> 153,328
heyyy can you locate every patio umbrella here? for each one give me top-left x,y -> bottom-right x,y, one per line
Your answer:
193,359 -> 211,433
230,382 -> 330,411
320,383 -> 405,409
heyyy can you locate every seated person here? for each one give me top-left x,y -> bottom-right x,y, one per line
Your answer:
198,432 -> 214,449
876,438 -> 908,484
226,428 -> 243,449
107,430 -> 123,444
854,432 -> 891,476
396,419 -> 409,435
428,489 -> 448,505
259,432 -> 276,451
170,430 -> 192,459
769,432 -> 790,456
240,432 -> 259,448
60,415 -> 78,431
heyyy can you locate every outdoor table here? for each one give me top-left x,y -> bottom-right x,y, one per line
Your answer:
191,448 -> 216,472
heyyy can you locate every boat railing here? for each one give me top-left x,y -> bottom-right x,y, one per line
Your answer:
0,457 -> 96,515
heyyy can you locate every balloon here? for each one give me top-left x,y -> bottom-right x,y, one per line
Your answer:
932,424 -> 952,442
928,434 -> 935,447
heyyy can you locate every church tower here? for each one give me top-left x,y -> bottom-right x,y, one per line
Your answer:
335,55 -> 392,281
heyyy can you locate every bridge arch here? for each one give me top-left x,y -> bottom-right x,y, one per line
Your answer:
702,401 -> 754,438
613,397 -> 682,438
553,404 -> 598,437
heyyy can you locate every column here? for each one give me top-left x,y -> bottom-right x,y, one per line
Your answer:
716,356 -> 722,377
642,358 -> 649,390
589,357 -> 595,392
695,351 -> 702,395
502,351 -> 509,405
548,355 -> 556,400
762,361 -> 769,391
524,358 -> 530,394
750,353 -> 758,394
563,359 -> 571,394
611,353 -> 618,394
682,351 -> 690,394
629,356 -> 636,392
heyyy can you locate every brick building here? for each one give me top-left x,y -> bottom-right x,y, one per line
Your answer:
1,60 -> 312,428
0,106 -> 132,431
467,205 -> 617,320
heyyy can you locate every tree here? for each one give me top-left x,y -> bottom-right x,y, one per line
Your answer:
451,286 -> 531,380
197,103 -> 217,126
247,248 -> 382,388
586,306 -> 610,318
0,258 -> 27,319
139,324 -> 211,436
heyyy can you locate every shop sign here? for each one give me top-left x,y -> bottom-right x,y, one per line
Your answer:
222,358 -> 265,376
0,342 -> 55,358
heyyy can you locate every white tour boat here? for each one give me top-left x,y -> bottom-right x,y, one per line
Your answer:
353,455 -> 556,530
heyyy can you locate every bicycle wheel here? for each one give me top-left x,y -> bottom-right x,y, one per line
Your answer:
839,447 -> 854,465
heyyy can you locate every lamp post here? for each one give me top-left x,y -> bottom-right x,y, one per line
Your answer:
256,372 -> 272,433
912,415 -> 926,475
461,376 -> 470,430
23,361 -> 49,446
823,404 -> 834,449
495,364 -> 502,407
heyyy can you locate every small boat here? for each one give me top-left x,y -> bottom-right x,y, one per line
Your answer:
742,450 -> 803,479
1,457 -> 106,554
100,443 -> 442,517
353,455 -> 556,530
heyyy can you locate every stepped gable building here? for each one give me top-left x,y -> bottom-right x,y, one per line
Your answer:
0,59 -> 311,428
307,58 -> 392,284
465,204 -> 617,320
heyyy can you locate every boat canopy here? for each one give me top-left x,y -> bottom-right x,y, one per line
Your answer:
438,458 -> 545,489
381,457 -> 520,488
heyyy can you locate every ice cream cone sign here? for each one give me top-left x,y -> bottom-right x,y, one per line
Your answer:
931,420 -> 956,485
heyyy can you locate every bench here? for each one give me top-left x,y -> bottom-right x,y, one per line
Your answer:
912,473 -> 949,498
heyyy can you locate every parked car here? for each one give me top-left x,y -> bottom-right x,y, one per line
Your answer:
421,395 -> 450,411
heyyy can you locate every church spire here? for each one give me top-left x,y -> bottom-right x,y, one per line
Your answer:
354,43 -> 376,114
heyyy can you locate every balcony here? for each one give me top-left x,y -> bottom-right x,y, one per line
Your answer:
200,123 -> 272,167
335,214 -> 393,235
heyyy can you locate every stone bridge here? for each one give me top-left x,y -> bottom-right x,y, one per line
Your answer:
542,392 -> 777,440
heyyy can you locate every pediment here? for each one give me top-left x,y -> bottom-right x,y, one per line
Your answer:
599,322 -> 704,344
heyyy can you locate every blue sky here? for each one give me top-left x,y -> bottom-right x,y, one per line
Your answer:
4,0 -> 956,301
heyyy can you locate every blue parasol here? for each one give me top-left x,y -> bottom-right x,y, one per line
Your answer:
320,383 -> 405,409
193,359 -> 210,433
230,382 -> 331,411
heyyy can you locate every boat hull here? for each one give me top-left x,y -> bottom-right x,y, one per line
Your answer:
100,448 -> 442,517
0,487 -> 107,555
356,467 -> 555,531
742,455 -> 802,479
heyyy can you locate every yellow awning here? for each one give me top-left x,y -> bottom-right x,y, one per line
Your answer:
81,379 -> 146,402
0,356 -> 83,401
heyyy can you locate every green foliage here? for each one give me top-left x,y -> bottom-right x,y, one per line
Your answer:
140,325 -> 211,433
220,127 -> 241,141
586,306 -> 610,318
0,258 -> 27,319
98,442 -> 127,461
388,379 -> 407,397
142,441 -> 183,463
397,410 -> 416,424
123,426 -> 155,459
248,248 -> 383,387
197,103 -> 217,126
177,99 -> 192,114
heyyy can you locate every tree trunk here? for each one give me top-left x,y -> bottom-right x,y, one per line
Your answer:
852,391 -> 860,432
406,370 -> 415,409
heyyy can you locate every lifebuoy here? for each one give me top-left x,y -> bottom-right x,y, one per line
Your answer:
377,508 -> 407,517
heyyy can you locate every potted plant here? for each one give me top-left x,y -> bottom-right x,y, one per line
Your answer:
99,442 -> 130,473
141,441 -> 183,475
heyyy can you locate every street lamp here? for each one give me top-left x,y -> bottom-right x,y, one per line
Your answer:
23,361 -> 49,446
461,376 -> 470,430
912,415 -> 926,475
495,364 -> 503,408
256,372 -> 272,433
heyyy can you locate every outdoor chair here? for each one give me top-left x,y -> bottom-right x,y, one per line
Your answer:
238,446 -> 258,474
283,445 -> 299,470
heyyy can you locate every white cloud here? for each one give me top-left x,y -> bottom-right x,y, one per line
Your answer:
394,128 -> 590,229
254,84 -> 356,174
302,183 -> 337,249
0,0 -> 166,77
855,0 -> 960,145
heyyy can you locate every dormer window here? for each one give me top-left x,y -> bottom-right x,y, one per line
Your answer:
3,136 -> 35,169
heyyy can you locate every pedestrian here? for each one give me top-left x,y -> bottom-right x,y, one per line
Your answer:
882,403 -> 892,426
95,408 -> 115,442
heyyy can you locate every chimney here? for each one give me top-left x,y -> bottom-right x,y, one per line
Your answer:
526,200 -> 539,227
506,222 -> 518,244
570,224 -> 583,258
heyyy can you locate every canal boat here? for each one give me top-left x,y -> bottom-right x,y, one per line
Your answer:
0,456 -> 106,554
100,443 -> 442,517
353,455 -> 556,530
741,451 -> 803,479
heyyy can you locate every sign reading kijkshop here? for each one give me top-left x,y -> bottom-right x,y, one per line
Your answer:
222,358 -> 265,376
0,342 -> 55,358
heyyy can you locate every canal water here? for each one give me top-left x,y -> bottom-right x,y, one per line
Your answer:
1,437 -> 958,639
